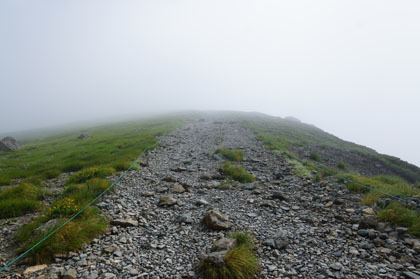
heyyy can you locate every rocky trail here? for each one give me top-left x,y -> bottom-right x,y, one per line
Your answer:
2,118 -> 420,279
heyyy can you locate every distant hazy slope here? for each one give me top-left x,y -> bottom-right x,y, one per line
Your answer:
231,112 -> 420,183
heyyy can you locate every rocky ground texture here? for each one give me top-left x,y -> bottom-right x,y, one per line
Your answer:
1,118 -> 420,279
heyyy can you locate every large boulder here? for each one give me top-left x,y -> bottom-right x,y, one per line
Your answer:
0,136 -> 22,152
201,237 -> 238,266
110,219 -> 139,227
213,238 -> 237,251
77,133 -> 91,139
204,209 -> 232,230
359,215 -> 378,230
158,195 -> 177,206
34,218 -> 62,235
200,250 -> 228,266
23,265 -> 47,275
263,229 -> 290,249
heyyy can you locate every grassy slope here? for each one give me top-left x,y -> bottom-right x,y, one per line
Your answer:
239,113 -> 420,183
0,116 -> 187,185
0,114 -> 189,263
233,112 -> 420,236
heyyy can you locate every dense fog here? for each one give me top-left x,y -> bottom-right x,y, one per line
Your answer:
1,1 -> 419,166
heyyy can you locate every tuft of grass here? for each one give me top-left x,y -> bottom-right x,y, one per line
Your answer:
223,162 -> 255,183
310,152 -> 321,162
198,247 -> 259,279
198,232 -> 259,279
112,161 -> 131,171
0,183 -> 45,218
0,177 -> 11,186
61,179 -> 112,208
288,159 -> 312,178
67,167 -> 114,184
61,162 -> 84,172
377,202 -> 420,237
17,207 -> 107,264
42,169 -> 61,180
282,151 -> 297,160
15,178 -> 112,263
215,148 -> 244,162
0,183 -> 44,200
217,181 -> 233,190
337,161 -> 346,170
0,199 -> 40,219
345,174 -> 419,205
314,173 -> 322,183
229,231 -> 255,250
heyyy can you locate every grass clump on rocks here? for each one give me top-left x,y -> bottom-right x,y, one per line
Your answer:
215,148 -> 244,162
0,183 -> 45,218
229,231 -> 255,250
337,161 -> 346,170
15,178 -> 112,263
16,207 -> 107,264
310,152 -> 322,162
198,232 -> 259,279
342,174 -> 420,236
216,180 -> 235,190
0,116 -> 186,264
223,162 -> 255,183
377,202 -> 420,237
67,166 -> 114,184
344,175 -> 419,205
0,177 -> 11,186
0,199 -> 40,219
287,159 -> 312,179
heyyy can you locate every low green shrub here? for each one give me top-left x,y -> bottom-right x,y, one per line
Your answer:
314,173 -> 322,183
17,207 -> 107,263
61,162 -> 84,172
67,167 -> 114,184
310,152 -> 321,162
345,174 -> 419,204
112,161 -> 131,171
0,199 -> 40,218
62,179 -> 112,206
223,162 -> 255,183
217,181 -> 233,190
0,177 -> 11,186
288,159 -> 312,178
282,151 -> 296,160
337,161 -> 346,170
42,169 -> 61,179
48,197 -> 80,218
215,148 -> 244,162
378,202 -> 420,237
0,183 -> 44,201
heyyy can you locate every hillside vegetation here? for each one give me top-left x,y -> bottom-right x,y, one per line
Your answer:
0,117 -> 186,186
239,113 -> 420,184
0,115 -> 187,263
235,112 -> 420,236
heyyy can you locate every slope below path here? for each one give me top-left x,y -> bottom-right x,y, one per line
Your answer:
4,118 -> 420,279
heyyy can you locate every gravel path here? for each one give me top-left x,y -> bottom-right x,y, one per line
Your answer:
2,117 -> 419,279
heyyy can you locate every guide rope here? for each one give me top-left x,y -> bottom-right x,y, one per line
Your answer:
0,147 -> 150,273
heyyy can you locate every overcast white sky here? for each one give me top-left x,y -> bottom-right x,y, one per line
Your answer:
1,1 -> 419,166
